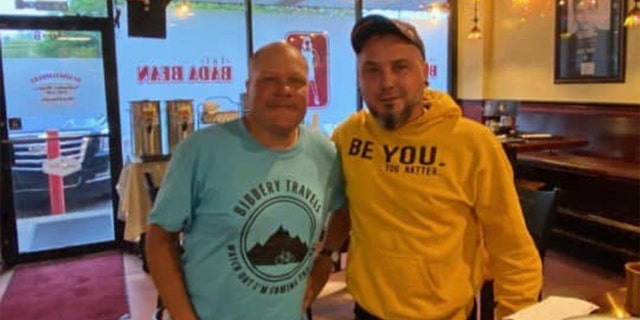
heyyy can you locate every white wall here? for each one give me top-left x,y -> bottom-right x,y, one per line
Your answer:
457,0 -> 640,104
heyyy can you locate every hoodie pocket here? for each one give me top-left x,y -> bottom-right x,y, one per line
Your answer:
347,240 -> 441,319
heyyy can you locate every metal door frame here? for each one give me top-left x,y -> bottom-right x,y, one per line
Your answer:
0,4 -> 123,266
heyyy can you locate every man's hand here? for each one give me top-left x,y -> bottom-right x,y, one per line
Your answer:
302,255 -> 335,310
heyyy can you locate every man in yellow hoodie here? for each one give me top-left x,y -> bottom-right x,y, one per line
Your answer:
305,15 -> 542,320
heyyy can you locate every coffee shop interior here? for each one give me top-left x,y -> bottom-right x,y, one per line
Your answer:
0,0 -> 638,319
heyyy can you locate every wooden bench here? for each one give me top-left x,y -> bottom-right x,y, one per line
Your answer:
458,99 -> 640,271
516,151 -> 640,271
518,152 -> 640,183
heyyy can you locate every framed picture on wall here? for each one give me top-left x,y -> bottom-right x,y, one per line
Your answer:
554,0 -> 626,83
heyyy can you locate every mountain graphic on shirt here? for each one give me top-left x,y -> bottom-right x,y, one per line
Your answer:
247,226 -> 309,266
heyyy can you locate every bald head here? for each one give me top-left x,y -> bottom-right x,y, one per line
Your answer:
243,41 -> 309,143
249,41 -> 308,77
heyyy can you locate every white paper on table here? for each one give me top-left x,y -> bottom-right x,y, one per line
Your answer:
317,281 -> 347,299
503,296 -> 600,320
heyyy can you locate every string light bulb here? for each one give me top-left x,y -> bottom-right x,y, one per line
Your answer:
422,1 -> 451,23
179,1 -> 190,14
624,0 -> 640,27
174,0 -> 194,19
468,0 -> 483,39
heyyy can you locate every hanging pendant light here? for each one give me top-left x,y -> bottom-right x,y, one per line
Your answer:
425,1 -> 451,15
468,0 -> 483,39
624,0 -> 640,27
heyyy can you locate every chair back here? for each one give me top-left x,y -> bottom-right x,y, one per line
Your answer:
141,171 -> 168,320
478,187 -> 558,320
517,187 -> 559,261
143,172 -> 159,203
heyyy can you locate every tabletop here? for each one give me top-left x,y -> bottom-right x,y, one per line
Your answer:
500,136 -> 589,169
593,287 -> 636,318
502,136 -> 589,153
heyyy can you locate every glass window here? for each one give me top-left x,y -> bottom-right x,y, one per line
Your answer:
363,1 -> 451,93
115,1 -> 248,161
114,0 -> 451,160
252,2 -> 357,137
1,29 -> 105,133
0,0 -> 108,17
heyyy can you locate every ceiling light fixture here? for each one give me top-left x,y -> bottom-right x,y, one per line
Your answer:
468,0 -> 483,39
624,0 -> 640,27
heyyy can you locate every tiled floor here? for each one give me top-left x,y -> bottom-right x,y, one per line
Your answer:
310,250 -> 628,320
0,249 -> 626,320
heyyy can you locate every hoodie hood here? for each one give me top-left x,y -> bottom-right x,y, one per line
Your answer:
422,89 -> 462,120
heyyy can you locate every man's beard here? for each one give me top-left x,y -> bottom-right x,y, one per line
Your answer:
371,102 -> 415,130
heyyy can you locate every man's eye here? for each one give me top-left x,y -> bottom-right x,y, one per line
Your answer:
394,64 -> 409,72
363,67 -> 380,74
260,76 -> 277,82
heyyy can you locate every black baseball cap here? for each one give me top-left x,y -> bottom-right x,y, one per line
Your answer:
351,14 -> 425,59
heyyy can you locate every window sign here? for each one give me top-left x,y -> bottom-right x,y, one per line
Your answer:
253,5 -> 357,137
114,1 -> 450,160
286,32 -> 329,109
1,29 -> 106,133
115,3 -> 247,160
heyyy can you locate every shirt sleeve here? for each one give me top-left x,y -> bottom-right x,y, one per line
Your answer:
326,126 -> 347,213
147,138 -> 200,232
324,149 -> 346,213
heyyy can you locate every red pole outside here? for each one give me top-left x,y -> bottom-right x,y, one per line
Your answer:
46,130 -> 66,214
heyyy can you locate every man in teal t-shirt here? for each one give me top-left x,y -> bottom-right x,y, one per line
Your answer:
146,41 -> 344,320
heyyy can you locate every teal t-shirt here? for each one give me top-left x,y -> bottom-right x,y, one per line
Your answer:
148,119 -> 344,320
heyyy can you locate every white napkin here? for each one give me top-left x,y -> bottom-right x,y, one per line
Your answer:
504,296 -> 599,320
317,280 -> 347,299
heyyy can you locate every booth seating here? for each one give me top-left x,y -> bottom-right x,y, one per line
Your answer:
516,152 -> 640,270
512,102 -> 640,271
518,152 -> 640,183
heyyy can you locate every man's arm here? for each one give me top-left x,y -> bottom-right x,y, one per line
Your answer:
146,224 -> 197,320
303,208 -> 351,308
476,140 -> 543,319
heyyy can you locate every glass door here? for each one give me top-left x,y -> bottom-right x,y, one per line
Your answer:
0,27 -> 120,265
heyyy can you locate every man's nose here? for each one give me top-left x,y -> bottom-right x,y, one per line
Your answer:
275,80 -> 294,96
380,68 -> 395,88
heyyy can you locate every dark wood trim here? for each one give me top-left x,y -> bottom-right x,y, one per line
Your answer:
449,0 -> 458,97
518,102 -> 640,117
355,0 -> 363,111
457,99 -> 640,118
456,99 -> 483,107
456,99 -> 484,122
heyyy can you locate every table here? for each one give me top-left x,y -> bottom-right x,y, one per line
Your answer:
593,287 -> 635,318
501,136 -> 589,169
502,136 -> 589,154
116,160 -> 168,242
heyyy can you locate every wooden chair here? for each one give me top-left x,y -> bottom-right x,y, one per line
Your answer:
139,172 -> 158,273
479,187 -> 559,320
143,171 -> 159,204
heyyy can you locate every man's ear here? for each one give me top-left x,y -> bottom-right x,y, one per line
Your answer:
423,61 -> 429,80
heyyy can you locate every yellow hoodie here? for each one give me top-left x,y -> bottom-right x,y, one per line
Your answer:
332,89 -> 542,320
